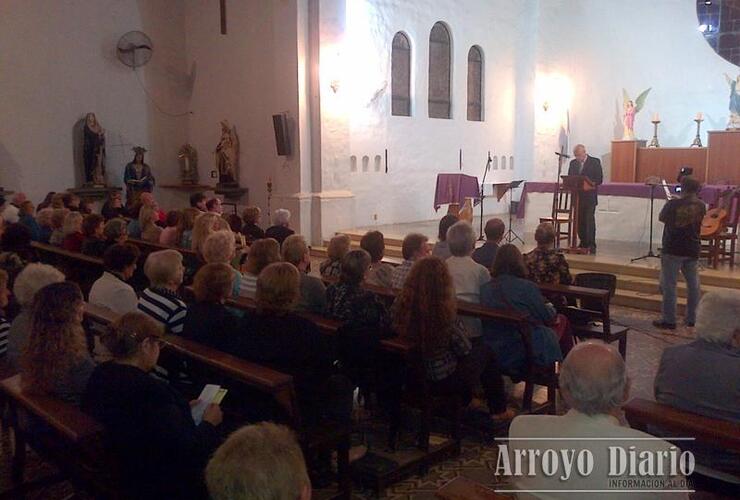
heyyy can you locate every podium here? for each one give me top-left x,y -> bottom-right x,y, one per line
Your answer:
561,175 -> 595,252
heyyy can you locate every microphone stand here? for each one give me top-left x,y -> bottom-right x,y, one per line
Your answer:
478,152 -> 492,241
631,182 -> 661,262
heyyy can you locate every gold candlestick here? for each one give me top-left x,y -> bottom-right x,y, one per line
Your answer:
648,120 -> 661,148
690,118 -> 704,147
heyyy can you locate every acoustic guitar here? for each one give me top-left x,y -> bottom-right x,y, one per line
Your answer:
701,187 -> 739,238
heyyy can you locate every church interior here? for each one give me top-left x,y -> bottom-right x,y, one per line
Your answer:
0,0 -> 738,498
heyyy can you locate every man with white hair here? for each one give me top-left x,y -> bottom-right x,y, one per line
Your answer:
2,192 -> 27,224
265,208 -> 295,246
655,290 -> 740,422
138,249 -> 187,334
567,144 -> 603,254
508,341 -> 687,498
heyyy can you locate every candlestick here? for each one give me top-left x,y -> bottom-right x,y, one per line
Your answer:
648,120 -> 661,148
652,112 -> 660,122
696,112 -> 703,121
691,118 -> 704,148
267,178 -> 273,224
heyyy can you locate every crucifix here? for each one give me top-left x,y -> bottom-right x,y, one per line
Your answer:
219,0 -> 227,35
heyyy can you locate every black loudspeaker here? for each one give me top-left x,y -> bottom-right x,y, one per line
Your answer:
272,113 -> 292,156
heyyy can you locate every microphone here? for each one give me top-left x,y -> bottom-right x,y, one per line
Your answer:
555,151 -> 571,159
486,151 -> 492,170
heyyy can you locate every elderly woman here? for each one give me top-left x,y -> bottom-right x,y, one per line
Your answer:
239,238 -> 280,299
480,244 -> 567,378
326,249 -> 389,329
282,234 -> 326,314
36,208 -> 54,243
81,214 -> 107,257
61,211 -> 85,252
234,263 -> 352,425
524,223 -> 572,286
138,250 -> 187,334
21,282 -> 94,404
361,230 -> 394,288
49,208 -> 69,246
182,263 -> 241,350
83,312 -> 222,500
265,208 -> 294,246
320,233 -> 351,279
202,230 -> 242,297
432,214 -> 459,260
240,206 -> 265,244
446,221 -> 491,338
6,263 -> 66,368
140,205 -> 163,243
393,257 -> 514,421
89,244 -> 141,315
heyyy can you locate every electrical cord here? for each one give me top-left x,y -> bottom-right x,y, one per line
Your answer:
133,67 -> 192,118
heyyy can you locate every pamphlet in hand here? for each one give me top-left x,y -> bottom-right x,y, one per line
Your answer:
191,384 -> 228,424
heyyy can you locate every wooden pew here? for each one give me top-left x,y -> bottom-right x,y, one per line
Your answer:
0,374 -> 119,498
31,241 -> 105,296
624,398 -> 740,452
82,303 -> 352,498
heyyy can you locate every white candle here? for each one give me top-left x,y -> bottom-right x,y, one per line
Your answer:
696,112 -> 703,121
653,112 -> 660,122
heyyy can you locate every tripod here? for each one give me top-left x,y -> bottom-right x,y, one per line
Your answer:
503,181 -> 524,244
478,153 -> 492,241
631,183 -> 661,262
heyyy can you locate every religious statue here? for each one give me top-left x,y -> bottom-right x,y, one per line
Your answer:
621,88 -> 651,140
83,112 -> 106,186
215,120 -> 239,186
724,73 -> 740,130
177,144 -> 199,185
124,146 -> 155,206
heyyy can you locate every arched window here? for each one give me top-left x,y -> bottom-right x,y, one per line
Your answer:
428,22 -> 451,119
467,46 -> 483,121
391,32 -> 411,117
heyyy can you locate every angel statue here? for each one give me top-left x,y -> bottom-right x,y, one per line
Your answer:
215,120 -> 239,186
724,73 -> 740,130
622,88 -> 651,140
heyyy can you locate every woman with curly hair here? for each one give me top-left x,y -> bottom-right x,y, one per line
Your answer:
21,281 -> 94,404
191,212 -> 230,256
392,256 -> 514,421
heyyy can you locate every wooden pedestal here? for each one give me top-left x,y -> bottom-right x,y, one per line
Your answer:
707,130 -> 740,184
611,140 -> 645,182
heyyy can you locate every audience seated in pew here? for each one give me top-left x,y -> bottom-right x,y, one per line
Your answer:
239,238 -> 280,299
234,262 -> 353,425
102,217 -> 129,248
61,211 -> 85,252
48,208 -> 69,246
177,207 -> 200,250
206,422 -> 311,500
190,192 -> 207,212
391,232 -> 430,288
159,210 -> 181,246
0,223 -> 38,286
326,249 -> 389,329
89,244 -> 141,315
509,341 -> 687,498
472,218 -> 505,269
446,221 -> 491,339
525,222 -> 573,286
361,230 -> 395,288
82,312 -> 223,500
36,207 -> 54,243
240,205 -> 265,244
655,290 -> 740,476
126,203 -> 143,239
0,270 -> 10,357
138,249 -> 188,334
282,234 -> 326,314
392,256 -> 515,421
480,244 -> 570,378
191,211 -> 230,256
101,191 -> 127,220
265,208 -> 295,246
140,205 -> 163,243
320,233 -> 351,279
1,193 -> 24,223
21,282 -> 94,405
80,213 -> 107,257
203,230 -> 242,297
18,199 -> 41,241
36,192 -> 55,212
206,197 -> 224,215
432,213 -> 459,261
6,263 -> 66,368
182,263 -> 241,350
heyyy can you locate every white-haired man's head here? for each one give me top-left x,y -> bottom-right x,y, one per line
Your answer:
559,341 -> 628,416
695,290 -> 740,346
274,208 -> 291,227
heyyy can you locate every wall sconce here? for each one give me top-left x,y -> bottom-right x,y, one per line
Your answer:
322,46 -> 344,95
330,79 -> 340,93
542,101 -> 550,112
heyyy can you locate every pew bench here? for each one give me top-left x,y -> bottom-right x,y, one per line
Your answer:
31,241 -> 105,296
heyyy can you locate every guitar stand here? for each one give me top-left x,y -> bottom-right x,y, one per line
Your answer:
631,183 -> 661,262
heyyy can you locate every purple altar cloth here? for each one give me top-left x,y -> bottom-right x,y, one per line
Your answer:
516,182 -> 727,219
434,174 -> 481,211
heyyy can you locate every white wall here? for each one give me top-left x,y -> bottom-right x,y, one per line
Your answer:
0,0 -> 189,205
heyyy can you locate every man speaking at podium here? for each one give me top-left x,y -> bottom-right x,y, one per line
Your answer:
568,144 -> 603,254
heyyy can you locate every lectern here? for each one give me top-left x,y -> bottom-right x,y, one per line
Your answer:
561,175 -> 595,252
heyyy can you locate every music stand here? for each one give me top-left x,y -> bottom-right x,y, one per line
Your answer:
631,181 -> 662,262
490,180 -> 525,244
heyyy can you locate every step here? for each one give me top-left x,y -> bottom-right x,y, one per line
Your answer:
612,289 -> 687,315
570,268 -> 726,300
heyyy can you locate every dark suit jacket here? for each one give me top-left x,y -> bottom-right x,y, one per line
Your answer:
567,155 -> 603,205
